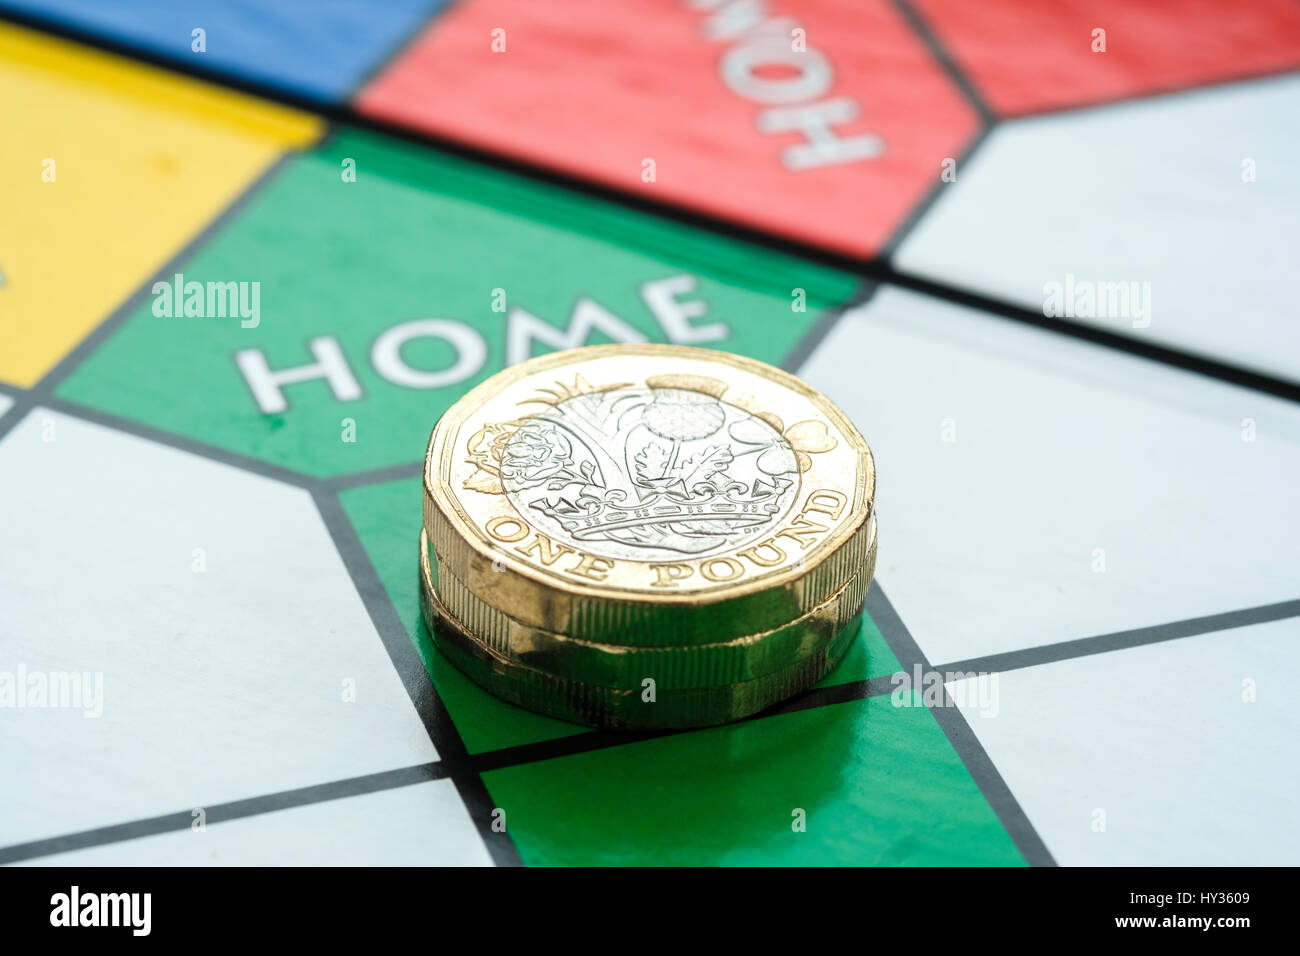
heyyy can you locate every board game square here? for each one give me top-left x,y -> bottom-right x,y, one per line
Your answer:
910,0 -> 1300,117
356,0 -> 979,258
0,0 -> 450,103
482,695 -> 1025,866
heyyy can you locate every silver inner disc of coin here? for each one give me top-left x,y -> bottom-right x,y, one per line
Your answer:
500,385 -> 802,561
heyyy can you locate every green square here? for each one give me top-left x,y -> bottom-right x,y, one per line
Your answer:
58,127 -> 857,478
483,696 -> 1025,866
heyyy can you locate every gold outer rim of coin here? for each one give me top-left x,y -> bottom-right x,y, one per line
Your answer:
423,344 -> 876,644
420,524 -> 876,691
419,543 -> 865,730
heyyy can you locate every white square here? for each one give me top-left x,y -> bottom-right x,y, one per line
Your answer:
0,409 -> 439,846
946,618 -> 1300,865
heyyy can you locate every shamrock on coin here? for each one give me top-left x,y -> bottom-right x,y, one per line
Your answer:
728,413 -> 838,475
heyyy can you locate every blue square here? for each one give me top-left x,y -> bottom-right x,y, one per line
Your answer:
0,0 -> 449,103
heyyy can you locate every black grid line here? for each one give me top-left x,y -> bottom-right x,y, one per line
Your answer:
0,763 -> 449,866
880,266 -> 1300,403
44,395 -> 317,487
876,127 -> 994,263
780,282 -> 880,373
999,61 -> 1300,121
862,587 -> 1057,866
889,0 -> 997,125
311,488 -> 523,867
338,0 -> 457,102
936,598 -> 1300,679
321,460 -> 427,491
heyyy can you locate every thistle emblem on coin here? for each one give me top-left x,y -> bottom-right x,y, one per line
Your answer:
463,373 -> 838,561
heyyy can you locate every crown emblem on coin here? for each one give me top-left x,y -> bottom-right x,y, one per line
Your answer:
529,474 -> 795,553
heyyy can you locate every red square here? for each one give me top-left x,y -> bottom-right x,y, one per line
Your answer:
356,0 -> 980,258
911,0 -> 1300,116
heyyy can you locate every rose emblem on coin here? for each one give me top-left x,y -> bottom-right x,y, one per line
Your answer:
499,421 -> 575,486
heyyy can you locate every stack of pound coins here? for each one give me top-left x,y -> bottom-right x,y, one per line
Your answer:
420,344 -> 876,730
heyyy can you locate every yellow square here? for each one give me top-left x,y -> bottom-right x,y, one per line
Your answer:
0,23 -> 321,387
